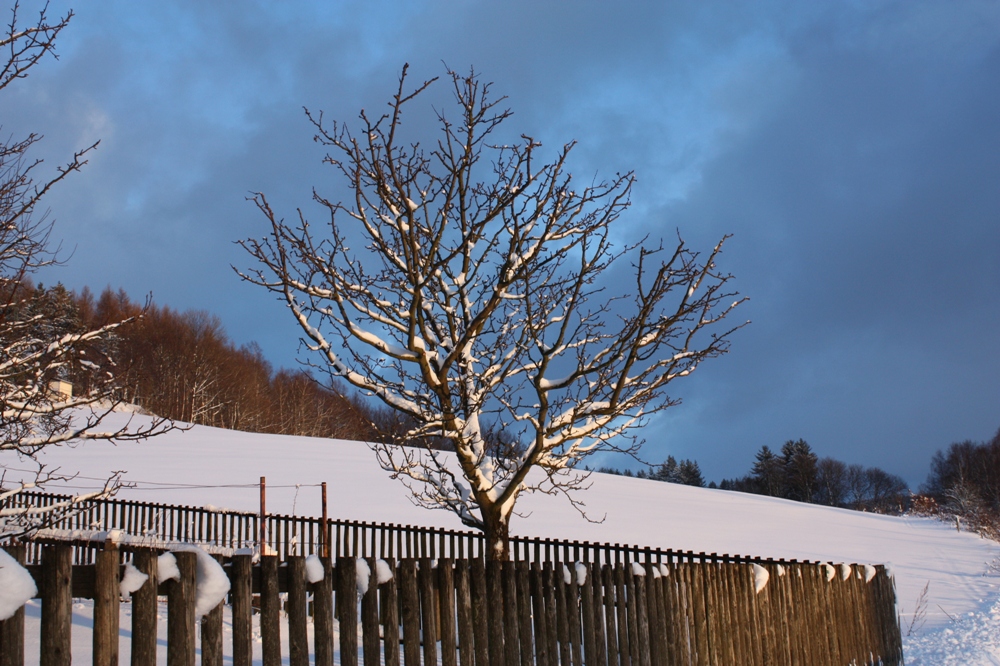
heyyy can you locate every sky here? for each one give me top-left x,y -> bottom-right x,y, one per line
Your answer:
2,0 -> 998,488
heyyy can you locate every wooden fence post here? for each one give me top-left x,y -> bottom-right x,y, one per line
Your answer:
313,557 -> 335,666
130,549 -> 158,666
440,559 -> 459,666
469,558 -> 490,666
40,544 -> 72,666
454,559 -> 474,666
338,557 -> 359,666
379,557 -> 400,666
201,556 -> 225,666
94,543 -> 121,666
229,554 -> 253,666
260,555 -> 281,666
287,556 -> 310,666
419,558 -> 440,666
167,550 -> 197,666
361,557 -> 381,666
0,543 -> 27,666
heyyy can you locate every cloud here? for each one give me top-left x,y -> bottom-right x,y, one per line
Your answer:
2,0 -> 997,487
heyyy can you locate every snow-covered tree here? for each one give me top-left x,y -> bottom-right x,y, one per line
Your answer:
238,66 -> 746,559
0,3 -> 174,539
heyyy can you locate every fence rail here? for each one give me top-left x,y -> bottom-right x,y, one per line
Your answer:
8,491 -> 862,572
0,542 -> 904,666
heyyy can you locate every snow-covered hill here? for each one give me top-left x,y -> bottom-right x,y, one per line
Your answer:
15,412 -> 1000,663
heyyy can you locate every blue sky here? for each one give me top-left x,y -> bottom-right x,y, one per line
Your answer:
4,0 -> 999,487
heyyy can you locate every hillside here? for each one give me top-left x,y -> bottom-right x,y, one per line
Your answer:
12,411 -> 1000,661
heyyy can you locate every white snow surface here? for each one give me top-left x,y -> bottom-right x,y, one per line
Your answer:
0,548 -> 36,620
14,412 -> 1000,660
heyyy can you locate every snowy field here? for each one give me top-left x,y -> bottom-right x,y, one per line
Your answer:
11,412 -> 1000,663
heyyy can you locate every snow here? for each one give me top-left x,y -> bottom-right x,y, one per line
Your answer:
375,558 -> 393,584
356,558 -> 371,595
119,562 -> 149,598
753,563 -> 770,594
12,412 -> 1000,661
157,552 -> 180,584
631,562 -> 646,577
0,547 -> 36,620
305,554 -> 325,583
174,545 -> 231,618
575,562 -> 588,585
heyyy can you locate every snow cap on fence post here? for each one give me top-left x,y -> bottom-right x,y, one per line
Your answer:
839,563 -> 851,581
375,559 -> 393,584
752,563 -> 769,594
305,554 -> 325,583
0,547 -> 36,620
158,552 -> 181,584
863,564 -> 877,583
120,562 -> 150,598
575,562 -> 588,585
172,545 -> 232,618
821,562 -> 836,582
631,562 -> 646,577
356,558 -> 372,595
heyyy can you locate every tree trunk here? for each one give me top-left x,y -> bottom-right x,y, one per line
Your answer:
483,508 -> 510,561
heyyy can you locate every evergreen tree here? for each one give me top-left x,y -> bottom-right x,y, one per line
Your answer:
750,445 -> 785,496
677,459 -> 706,487
781,439 -> 818,503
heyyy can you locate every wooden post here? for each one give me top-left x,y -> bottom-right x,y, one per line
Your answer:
230,554 -> 253,666
567,564 -> 583,666
321,482 -> 329,559
400,559 -> 422,666
260,555 -> 281,666
260,476 -> 267,554
40,544 -> 72,666
94,543 -> 121,666
486,560 -> 506,666
338,557 -> 359,666
440,559 -> 459,666
454,559 -> 474,666
379,559 -> 400,666
313,557 -> 335,666
201,592 -> 224,666
288,556 -> 309,666
580,563 -> 597,666
470,558 -> 490,666
419,558 -> 440,666
167,551 -> 197,666
501,561 -> 520,666
0,543 -> 27,666
130,550 -> 158,666
361,558 -> 381,666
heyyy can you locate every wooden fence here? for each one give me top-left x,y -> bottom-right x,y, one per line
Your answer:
7,492 -> 875,574
0,542 -> 903,666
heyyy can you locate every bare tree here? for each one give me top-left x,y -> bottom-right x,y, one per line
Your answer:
0,3 -> 174,539
238,65 -> 746,559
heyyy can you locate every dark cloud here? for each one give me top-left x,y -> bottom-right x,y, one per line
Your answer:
2,0 -> 997,487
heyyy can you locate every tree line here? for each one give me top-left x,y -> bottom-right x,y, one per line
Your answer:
718,439 -> 910,514
23,282 -> 422,444
916,428 -> 1000,540
596,439 -> 910,515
